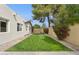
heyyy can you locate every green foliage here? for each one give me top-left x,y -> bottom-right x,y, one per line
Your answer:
32,4 -> 46,22
65,5 -> 79,25
32,4 -> 55,27
52,5 -> 79,40
33,24 -> 40,28
32,4 -> 79,40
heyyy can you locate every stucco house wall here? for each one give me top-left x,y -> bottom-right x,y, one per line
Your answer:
25,21 -> 32,34
0,5 -> 31,45
65,24 -> 79,47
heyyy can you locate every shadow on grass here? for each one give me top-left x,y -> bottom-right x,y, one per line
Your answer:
42,36 -> 58,44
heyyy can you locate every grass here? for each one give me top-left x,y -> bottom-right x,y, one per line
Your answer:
7,34 -> 72,51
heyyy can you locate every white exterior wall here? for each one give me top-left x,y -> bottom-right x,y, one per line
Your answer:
0,5 -> 30,45
26,23 -> 32,34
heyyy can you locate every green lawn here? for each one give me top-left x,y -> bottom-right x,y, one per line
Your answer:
7,34 -> 72,51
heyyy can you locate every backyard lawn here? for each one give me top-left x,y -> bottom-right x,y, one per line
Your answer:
7,34 -> 72,51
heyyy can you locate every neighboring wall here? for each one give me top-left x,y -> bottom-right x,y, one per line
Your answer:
33,27 -> 57,39
33,28 -> 44,34
48,25 -> 79,47
65,24 -> 79,46
0,5 -> 29,45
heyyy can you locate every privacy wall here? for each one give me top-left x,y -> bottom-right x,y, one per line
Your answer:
65,24 -> 79,47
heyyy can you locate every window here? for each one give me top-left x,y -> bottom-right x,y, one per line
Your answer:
17,23 -> 22,31
25,25 -> 28,31
0,21 -> 7,32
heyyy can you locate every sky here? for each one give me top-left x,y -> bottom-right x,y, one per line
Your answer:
7,4 -> 48,27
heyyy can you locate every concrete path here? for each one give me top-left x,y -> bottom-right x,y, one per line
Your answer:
0,52 -> 79,55
0,34 -> 31,51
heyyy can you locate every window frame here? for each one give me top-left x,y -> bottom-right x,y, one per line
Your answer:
0,17 -> 8,32
17,23 -> 23,31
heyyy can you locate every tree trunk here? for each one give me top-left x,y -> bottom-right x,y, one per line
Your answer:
47,16 -> 50,27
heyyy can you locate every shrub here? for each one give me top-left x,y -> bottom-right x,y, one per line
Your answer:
33,24 -> 40,29
54,25 -> 70,40
43,28 -> 49,34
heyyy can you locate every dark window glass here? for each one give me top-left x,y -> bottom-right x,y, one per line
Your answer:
0,21 -> 6,32
17,23 -> 22,31
17,23 -> 19,31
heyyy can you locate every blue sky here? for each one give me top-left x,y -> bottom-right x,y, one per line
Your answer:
7,4 -> 48,27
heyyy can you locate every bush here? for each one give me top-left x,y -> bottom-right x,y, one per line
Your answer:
33,24 -> 40,29
43,28 -> 49,34
54,25 -> 70,40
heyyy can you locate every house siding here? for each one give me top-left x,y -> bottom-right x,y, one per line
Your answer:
0,5 -> 31,45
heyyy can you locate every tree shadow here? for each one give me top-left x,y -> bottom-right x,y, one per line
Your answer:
42,36 -> 59,44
